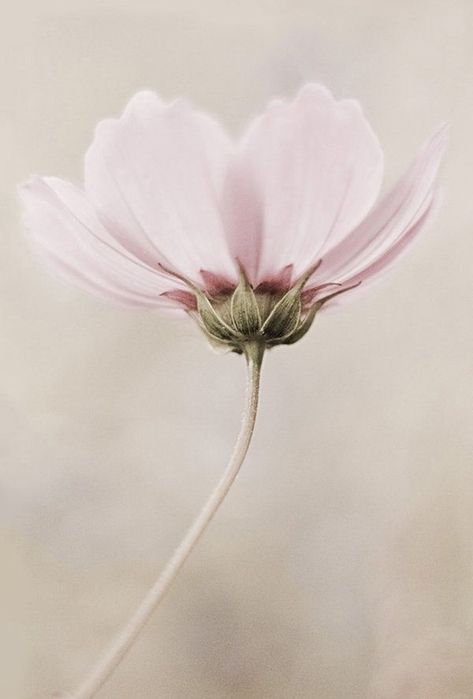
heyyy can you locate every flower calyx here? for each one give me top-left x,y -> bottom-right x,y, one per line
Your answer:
193,263 -> 323,355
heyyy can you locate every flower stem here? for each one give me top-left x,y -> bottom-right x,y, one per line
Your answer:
63,344 -> 264,699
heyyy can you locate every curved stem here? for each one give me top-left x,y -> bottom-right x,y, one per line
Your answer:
64,343 -> 264,699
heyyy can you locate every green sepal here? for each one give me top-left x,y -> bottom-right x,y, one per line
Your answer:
279,306 -> 317,345
230,270 -> 261,336
261,260 -> 321,340
261,287 -> 302,339
196,293 -> 242,343
313,280 -> 362,308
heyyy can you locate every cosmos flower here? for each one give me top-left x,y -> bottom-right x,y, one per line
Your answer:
19,85 -> 447,699
20,85 -> 446,358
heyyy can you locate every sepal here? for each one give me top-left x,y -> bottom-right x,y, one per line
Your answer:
230,269 -> 261,335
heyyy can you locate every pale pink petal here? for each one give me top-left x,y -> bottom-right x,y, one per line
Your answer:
84,91 -> 237,284
315,195 -> 437,310
221,161 -> 263,285
314,124 -> 448,285
225,84 -> 384,285
20,176 -> 188,309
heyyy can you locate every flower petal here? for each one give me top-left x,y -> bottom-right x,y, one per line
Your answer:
315,196 -> 438,310
226,84 -> 384,284
315,125 -> 448,284
20,176 -> 188,309
84,91 -> 237,283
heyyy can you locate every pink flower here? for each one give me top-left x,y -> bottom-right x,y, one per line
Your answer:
20,84 -> 447,352
19,86 -> 449,698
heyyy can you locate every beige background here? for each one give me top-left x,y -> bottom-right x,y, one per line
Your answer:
2,1 -> 473,697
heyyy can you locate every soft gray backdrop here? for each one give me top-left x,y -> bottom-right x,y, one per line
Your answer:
2,1 -> 473,697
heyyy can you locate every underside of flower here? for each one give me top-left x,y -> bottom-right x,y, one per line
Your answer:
161,260 -> 359,356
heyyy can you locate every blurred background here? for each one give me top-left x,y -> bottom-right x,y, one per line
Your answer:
2,1 -> 473,697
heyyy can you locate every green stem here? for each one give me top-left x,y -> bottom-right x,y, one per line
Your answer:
62,348 -> 264,699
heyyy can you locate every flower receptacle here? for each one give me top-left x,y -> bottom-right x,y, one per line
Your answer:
193,266 -> 320,353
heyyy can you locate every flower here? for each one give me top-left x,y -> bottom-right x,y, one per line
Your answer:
20,85 -> 447,355
19,86 -> 449,698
